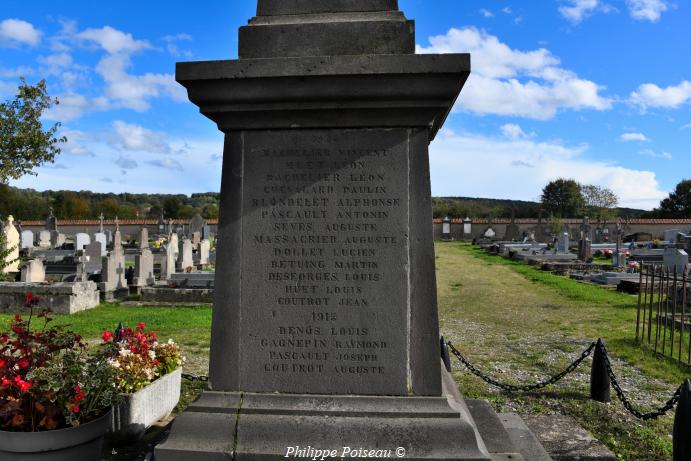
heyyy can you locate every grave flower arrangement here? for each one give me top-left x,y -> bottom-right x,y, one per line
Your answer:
0,293 -> 117,432
101,322 -> 184,393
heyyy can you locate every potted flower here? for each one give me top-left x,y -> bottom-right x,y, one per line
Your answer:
0,293 -> 117,460
103,322 -> 184,442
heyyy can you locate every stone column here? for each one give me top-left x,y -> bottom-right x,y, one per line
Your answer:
157,1 -> 483,460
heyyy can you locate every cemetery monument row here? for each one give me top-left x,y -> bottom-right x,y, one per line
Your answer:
157,1 -> 482,459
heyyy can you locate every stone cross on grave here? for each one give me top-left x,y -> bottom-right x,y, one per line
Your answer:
580,216 -> 591,240
114,216 -> 119,231
75,250 -> 89,282
99,213 -> 105,233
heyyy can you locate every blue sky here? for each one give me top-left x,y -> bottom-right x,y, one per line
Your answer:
1,0 -> 689,210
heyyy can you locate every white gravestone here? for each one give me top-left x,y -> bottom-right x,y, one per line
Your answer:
38,230 -> 51,248
177,238 -> 194,271
20,230 -> 34,249
20,259 -> 45,283
75,233 -> 91,251
93,233 -> 107,256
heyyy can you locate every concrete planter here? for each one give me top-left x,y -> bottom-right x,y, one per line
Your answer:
0,409 -> 111,461
109,367 -> 182,442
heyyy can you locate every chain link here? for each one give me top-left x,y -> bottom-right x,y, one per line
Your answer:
182,373 -> 209,382
599,342 -> 681,420
447,341 -> 596,392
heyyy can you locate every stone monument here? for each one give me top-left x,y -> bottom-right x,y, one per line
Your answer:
157,1 -> 485,460
2,216 -> 20,273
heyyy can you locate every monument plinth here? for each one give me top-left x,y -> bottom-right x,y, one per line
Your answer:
156,2 -> 487,459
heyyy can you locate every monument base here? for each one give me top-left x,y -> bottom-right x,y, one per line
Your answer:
156,371 -> 492,460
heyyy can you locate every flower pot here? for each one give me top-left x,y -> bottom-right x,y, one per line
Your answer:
109,367 -> 182,442
0,409 -> 111,461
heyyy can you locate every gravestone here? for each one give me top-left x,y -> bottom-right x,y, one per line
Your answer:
20,259 -> 45,283
93,233 -> 107,256
157,1 -> 482,460
45,208 -> 57,231
557,232 -> 569,254
75,250 -> 89,282
75,233 -> 90,250
579,238 -> 592,262
664,248 -> 688,273
168,233 -> 180,261
195,239 -> 210,265
159,244 -> 176,280
484,227 -> 496,239
202,224 -> 211,240
191,231 -> 201,246
133,249 -> 155,287
50,231 -> 66,248
189,214 -> 205,237
20,230 -> 34,249
2,216 -> 20,273
99,252 -> 127,296
664,229 -> 681,243
504,210 -> 519,241
83,241 -> 103,273
104,229 -> 113,247
463,217 -> 472,236
177,238 -> 194,272
138,227 -> 149,249
38,230 -> 51,248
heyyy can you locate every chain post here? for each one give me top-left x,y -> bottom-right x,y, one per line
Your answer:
673,379 -> 691,461
590,339 -> 611,403
440,336 -> 452,372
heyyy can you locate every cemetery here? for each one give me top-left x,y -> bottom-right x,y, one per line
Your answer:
1,1 -> 690,461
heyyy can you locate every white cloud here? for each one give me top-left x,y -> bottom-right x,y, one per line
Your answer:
60,129 -> 94,157
429,130 -> 667,209
77,26 -> 152,55
0,66 -> 34,78
37,53 -> 73,75
640,149 -> 672,159
682,123 -> 691,130
559,0 -> 599,23
479,9 -> 494,18
417,28 -> 612,119
0,19 -> 41,46
501,123 -> 533,139
620,132 -> 650,141
162,33 -> 193,58
148,158 -> 183,171
627,0 -> 668,22
630,81 -> 691,109
115,155 -> 138,170
43,93 -> 109,122
502,7 -> 513,14
112,120 -> 171,153
95,54 -> 186,111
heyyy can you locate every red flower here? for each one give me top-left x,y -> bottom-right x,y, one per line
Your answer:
14,315 -> 21,322
101,331 -> 113,342
71,404 -> 79,413
14,376 -> 31,392
137,322 -> 146,331
17,358 -> 30,369
24,292 -> 32,306
1,377 -> 10,386
149,331 -> 157,341
74,385 -> 85,402
0,359 -> 5,368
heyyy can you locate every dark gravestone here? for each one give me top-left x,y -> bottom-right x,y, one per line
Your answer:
157,2 -> 482,460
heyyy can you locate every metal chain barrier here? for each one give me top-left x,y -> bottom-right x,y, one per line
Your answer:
447,341 -> 596,392
182,372 -> 209,382
446,340 -> 682,421
599,342 -> 681,420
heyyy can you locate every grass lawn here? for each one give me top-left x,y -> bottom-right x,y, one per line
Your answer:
437,241 -> 689,461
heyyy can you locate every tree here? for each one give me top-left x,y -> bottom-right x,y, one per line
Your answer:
0,78 -> 66,183
655,179 -> 691,218
580,184 -> 619,220
541,178 -> 584,218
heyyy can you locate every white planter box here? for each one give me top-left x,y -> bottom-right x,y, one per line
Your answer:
109,367 -> 182,441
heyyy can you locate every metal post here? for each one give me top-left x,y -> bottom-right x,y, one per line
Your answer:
440,336 -> 452,373
663,267 -> 671,355
636,267 -> 644,340
642,265 -> 649,342
590,339 -> 611,403
672,266 -> 678,358
655,266 -> 663,354
648,266 -> 656,344
673,379 -> 691,461
680,268 -> 687,363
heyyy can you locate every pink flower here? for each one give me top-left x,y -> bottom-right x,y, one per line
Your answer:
101,331 -> 113,342
137,322 -> 146,331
